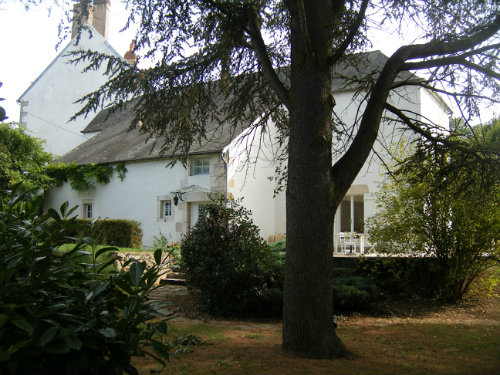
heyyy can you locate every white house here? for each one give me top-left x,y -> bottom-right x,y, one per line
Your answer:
39,51 -> 451,249
17,0 -> 129,156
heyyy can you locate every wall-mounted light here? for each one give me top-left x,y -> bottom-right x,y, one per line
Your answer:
173,192 -> 185,206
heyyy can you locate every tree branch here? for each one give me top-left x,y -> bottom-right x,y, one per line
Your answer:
391,80 -> 500,104
384,103 -> 485,154
199,0 -> 290,109
331,14 -> 500,205
461,60 -> 500,80
394,14 -> 500,62
402,55 -> 500,80
245,8 -> 291,109
328,0 -> 369,66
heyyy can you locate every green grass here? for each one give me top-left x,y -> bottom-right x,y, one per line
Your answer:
133,318 -> 500,375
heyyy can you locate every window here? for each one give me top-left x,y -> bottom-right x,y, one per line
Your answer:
340,195 -> 364,233
157,195 -> 174,221
83,203 -> 93,219
161,200 -> 172,218
190,158 -> 210,175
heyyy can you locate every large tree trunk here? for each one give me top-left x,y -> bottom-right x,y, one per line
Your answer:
282,1 -> 348,358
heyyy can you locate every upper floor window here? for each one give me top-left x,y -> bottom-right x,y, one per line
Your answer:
190,157 -> 210,176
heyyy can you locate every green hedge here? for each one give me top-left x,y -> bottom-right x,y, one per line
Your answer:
333,267 -> 378,312
358,257 -> 446,300
67,219 -> 143,248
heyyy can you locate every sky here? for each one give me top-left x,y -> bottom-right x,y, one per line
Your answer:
0,0 -> 136,121
0,1 -> 497,124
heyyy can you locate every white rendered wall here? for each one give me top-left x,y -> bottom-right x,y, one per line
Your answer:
18,29 -> 121,156
419,88 -> 451,130
44,155 -> 223,247
225,123 -> 286,242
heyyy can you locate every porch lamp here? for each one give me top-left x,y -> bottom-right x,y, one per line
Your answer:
173,194 -> 179,206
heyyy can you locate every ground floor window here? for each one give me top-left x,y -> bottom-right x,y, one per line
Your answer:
161,200 -> 172,218
82,202 -> 93,219
340,195 -> 364,233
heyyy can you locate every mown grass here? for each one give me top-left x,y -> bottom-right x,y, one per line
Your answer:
133,318 -> 500,375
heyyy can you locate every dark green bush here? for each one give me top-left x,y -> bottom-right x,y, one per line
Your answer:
68,218 -> 143,248
0,186 -> 169,375
358,256 -> 446,300
180,198 -> 282,317
333,273 -> 378,312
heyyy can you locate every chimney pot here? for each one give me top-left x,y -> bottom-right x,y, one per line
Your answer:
124,39 -> 138,66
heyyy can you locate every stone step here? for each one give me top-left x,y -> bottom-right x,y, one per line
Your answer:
165,271 -> 184,279
160,278 -> 186,286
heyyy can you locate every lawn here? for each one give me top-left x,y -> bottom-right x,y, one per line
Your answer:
133,285 -> 500,375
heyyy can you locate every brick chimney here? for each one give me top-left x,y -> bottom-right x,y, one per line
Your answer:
71,0 -> 110,40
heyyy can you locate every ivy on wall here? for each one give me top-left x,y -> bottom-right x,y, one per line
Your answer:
46,162 -> 128,191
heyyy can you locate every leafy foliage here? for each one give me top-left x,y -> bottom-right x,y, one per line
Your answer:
0,123 -> 52,192
67,218 -> 143,248
333,275 -> 377,312
180,198 -> 283,317
56,0 -> 500,358
358,257 -> 449,300
0,186 -> 170,375
368,138 -> 500,302
46,162 -> 127,191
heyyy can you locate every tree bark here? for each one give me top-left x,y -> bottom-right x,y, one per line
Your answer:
282,0 -> 348,358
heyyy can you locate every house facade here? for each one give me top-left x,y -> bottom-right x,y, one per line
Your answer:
17,0 -> 124,156
43,52 -> 451,248
21,16 -> 450,250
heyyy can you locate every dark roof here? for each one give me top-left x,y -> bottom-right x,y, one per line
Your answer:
59,50 -> 418,165
82,97 -> 141,134
332,50 -> 416,90
58,113 -> 240,164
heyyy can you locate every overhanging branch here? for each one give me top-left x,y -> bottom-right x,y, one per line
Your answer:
246,9 -> 291,109
328,0 -> 369,66
393,14 -> 500,62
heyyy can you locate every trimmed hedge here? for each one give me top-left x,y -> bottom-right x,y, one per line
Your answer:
67,218 -> 143,248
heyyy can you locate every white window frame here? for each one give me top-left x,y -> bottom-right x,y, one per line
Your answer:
157,195 -> 174,222
161,200 -> 172,218
340,194 -> 364,233
190,157 -> 210,176
82,200 -> 93,219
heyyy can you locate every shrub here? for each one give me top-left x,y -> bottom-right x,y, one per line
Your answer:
67,218 -> 143,248
180,198 -> 282,317
0,186 -> 169,375
329,267 -> 377,312
358,256 -> 452,300
367,141 -> 500,302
